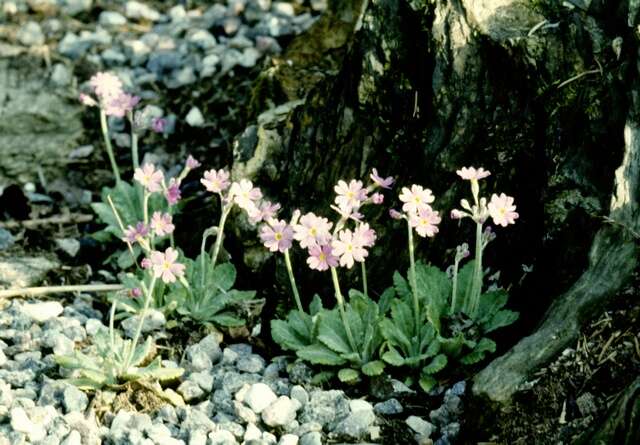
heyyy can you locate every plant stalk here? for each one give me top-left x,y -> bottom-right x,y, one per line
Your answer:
330,267 -> 359,357
361,261 -> 368,298
124,275 -> 157,371
211,205 -> 231,270
99,110 -> 121,183
468,221 -> 484,316
284,250 -> 304,313
0,284 -> 124,299
451,257 -> 461,313
407,220 -> 420,335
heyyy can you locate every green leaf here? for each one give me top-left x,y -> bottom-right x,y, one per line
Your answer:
211,314 -> 246,327
116,246 -> 139,269
297,344 -> 347,365
460,337 -> 496,365
415,263 -> 451,332
382,346 -> 405,367
378,286 -> 395,315
129,337 -> 154,367
483,310 -> 519,333
476,289 -> 509,323
317,310 -> 352,355
418,375 -> 437,392
393,271 -> 411,300
422,354 -> 447,374
271,319 -> 308,351
211,263 -> 236,291
362,360 -> 385,376
338,368 -> 360,383
309,294 -> 323,316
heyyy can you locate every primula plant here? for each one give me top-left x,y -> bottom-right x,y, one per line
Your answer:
268,166 -> 520,390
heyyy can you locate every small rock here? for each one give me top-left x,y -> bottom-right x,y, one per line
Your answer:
349,399 -> 373,413
243,383 -> 277,413
236,354 -> 265,374
21,301 -> 64,323
61,430 -> 82,445
244,422 -> 261,441
374,398 -> 403,415
178,380 -> 205,402
262,396 -> 300,427
51,64 -> 72,86
99,11 -> 127,27
187,30 -> 217,49
234,400 -> 258,424
0,256 -> 59,288
278,434 -> 299,445
406,416 -> 434,438
185,107 -> 205,127
61,0 -> 92,16
121,309 -> 166,338
446,381 -> 466,397
272,2 -> 295,16
17,21 -> 45,46
332,409 -> 375,440
209,429 -> 237,445
125,1 -> 162,21
55,238 -> 81,257
299,432 -> 322,445
289,386 -> 308,407
576,392 -> 598,416
63,386 -> 88,413
11,407 -> 46,442
190,371 -> 214,392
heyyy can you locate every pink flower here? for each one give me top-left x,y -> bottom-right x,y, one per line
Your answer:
293,212 -> 333,249
399,185 -> 435,214
79,93 -> 97,107
334,179 -> 367,214
186,155 -> 201,169
141,258 -> 152,269
331,229 -> 368,269
354,223 -> 376,247
370,168 -> 394,189
152,117 -> 166,133
248,200 -> 281,225
150,212 -> 175,237
122,222 -> 149,244
307,244 -> 338,271
456,166 -> 491,181
134,164 -> 164,193
149,247 -> 185,284
230,179 -> 263,211
488,193 -> 519,227
259,219 -> 294,253
389,209 -> 403,220
104,93 -> 140,118
409,206 -> 441,238
201,169 -> 231,194
130,288 -> 142,298
165,178 -> 181,205
89,72 -> 123,101
371,193 -> 384,204
450,209 -> 467,220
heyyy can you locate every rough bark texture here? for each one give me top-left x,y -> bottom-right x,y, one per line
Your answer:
232,0 -> 639,420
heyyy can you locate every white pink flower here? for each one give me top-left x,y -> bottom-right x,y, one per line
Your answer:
389,209 -> 403,220
307,244 -> 338,271
248,200 -> 281,225
370,168 -> 395,189
488,193 -> 519,227
354,223 -> 376,247
450,209 -> 467,220
186,155 -> 201,170
79,93 -> 97,107
334,179 -> 367,214
230,179 -> 263,212
201,169 -> 231,194
103,93 -> 140,118
165,178 -> 181,205
409,206 -> 441,238
122,222 -> 149,244
259,219 -> 294,253
152,117 -> 166,133
293,212 -> 333,249
150,212 -> 175,237
89,72 -> 123,101
456,166 -> 491,181
399,184 -> 435,214
134,164 -> 164,193
331,229 -> 368,269
149,247 -> 185,284
371,193 -> 384,204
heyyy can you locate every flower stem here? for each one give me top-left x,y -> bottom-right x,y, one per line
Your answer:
200,226 -> 216,288
284,250 -> 303,313
99,110 -> 121,183
407,220 -> 420,336
143,191 -> 150,225
361,261 -> 368,298
468,221 -> 484,316
330,267 -> 359,357
128,112 -> 140,171
450,257 -> 461,313
211,205 -> 231,270
124,275 -> 156,371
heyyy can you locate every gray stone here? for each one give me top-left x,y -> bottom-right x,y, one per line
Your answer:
239,47 -> 261,68
278,434 -> 299,445
190,371 -> 214,392
177,381 -> 205,403
20,301 -> 63,323
185,334 -> 222,370
262,396 -> 300,427
289,385 -> 308,407
299,432 -> 322,445
121,309 -> 166,338
0,228 -> 15,251
374,398 -> 403,415
99,11 -> 127,27
60,0 -> 92,16
168,66 -> 197,88
123,39 -> 151,66
188,30 -> 217,49
332,409 -> 376,439
147,51 -> 183,75
61,430 -> 82,445
125,1 -> 162,21
63,386 -> 89,413
447,381 -> 466,397
272,2 -> 295,16
17,22 -> 45,46
102,48 -> 127,66
10,407 -> 46,442
55,238 -> 81,257
242,383 -> 277,413
185,107 -> 205,127
299,390 -> 350,430
0,257 -> 60,289
208,429 -> 238,445
406,416 -> 434,438
236,354 -> 265,374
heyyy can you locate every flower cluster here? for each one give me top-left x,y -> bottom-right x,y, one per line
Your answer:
80,72 -> 140,118
134,156 -> 200,208
388,184 -> 442,238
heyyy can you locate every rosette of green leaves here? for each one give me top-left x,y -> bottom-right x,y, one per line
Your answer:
54,327 -> 183,391
109,271 -> 179,319
91,181 -> 168,268
166,254 -> 259,327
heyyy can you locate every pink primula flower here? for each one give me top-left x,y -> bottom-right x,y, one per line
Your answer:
165,178 -> 181,205
89,72 -> 123,101
389,209 -> 403,220
79,93 -> 98,107
104,93 -> 140,118
249,200 -> 281,225
293,212 -> 333,249
150,212 -> 175,237
370,168 -> 395,189
354,223 -> 376,247
201,169 -> 231,194
134,164 -> 164,193
152,117 -> 167,133
307,244 -> 338,271
186,155 -> 201,170
230,179 -> 263,212
331,229 -> 368,269
149,247 -> 185,284
122,222 -> 149,244
259,219 -> 294,253
371,193 -> 384,204
409,206 -> 441,238
488,193 -> 519,227
334,179 -> 367,214
456,166 -> 491,181
399,184 -> 435,214
450,209 -> 467,220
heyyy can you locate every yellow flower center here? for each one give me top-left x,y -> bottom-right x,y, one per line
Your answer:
319,253 -> 326,261
275,232 -> 282,241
